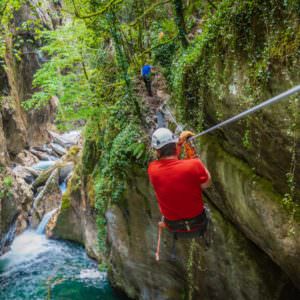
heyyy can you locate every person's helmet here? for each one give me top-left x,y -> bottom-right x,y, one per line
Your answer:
151,128 -> 178,149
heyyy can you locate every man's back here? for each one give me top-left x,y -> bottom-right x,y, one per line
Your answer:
148,158 -> 209,220
141,65 -> 152,76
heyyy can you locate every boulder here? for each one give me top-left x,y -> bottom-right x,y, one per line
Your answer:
51,169 -> 100,260
32,160 -> 56,171
59,162 -> 74,182
14,150 -> 39,166
50,142 -> 67,156
0,168 -> 32,254
30,148 -> 57,161
31,169 -> 61,228
12,165 -> 40,184
49,130 -> 74,148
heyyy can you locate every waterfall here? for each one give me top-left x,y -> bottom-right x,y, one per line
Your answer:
0,221 -> 17,254
36,209 -> 57,234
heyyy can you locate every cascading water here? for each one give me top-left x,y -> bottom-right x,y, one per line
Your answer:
0,221 -> 17,255
36,209 -> 57,234
0,130 -> 126,299
0,211 -> 124,300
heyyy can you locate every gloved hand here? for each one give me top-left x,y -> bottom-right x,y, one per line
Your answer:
178,130 -> 195,145
178,130 -> 197,159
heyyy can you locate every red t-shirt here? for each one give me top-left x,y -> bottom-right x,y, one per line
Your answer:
148,158 -> 209,220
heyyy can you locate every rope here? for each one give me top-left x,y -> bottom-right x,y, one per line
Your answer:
160,104 -> 184,132
155,220 -> 166,261
190,85 -> 300,140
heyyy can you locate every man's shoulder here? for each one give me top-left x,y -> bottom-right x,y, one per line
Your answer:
179,158 -> 201,166
148,160 -> 159,172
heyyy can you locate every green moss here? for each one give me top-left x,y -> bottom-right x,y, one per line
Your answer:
172,0 -> 300,131
65,146 -> 80,162
87,175 -> 95,208
61,192 -> 71,211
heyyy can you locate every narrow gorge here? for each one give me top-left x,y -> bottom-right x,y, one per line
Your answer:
0,1 -> 299,300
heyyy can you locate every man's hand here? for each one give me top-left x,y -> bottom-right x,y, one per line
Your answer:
178,130 -> 195,145
177,131 -> 198,159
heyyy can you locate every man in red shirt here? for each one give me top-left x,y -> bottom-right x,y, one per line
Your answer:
148,128 -> 211,236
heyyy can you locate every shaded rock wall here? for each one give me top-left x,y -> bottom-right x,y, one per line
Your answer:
0,0 -> 61,156
201,137 -> 300,288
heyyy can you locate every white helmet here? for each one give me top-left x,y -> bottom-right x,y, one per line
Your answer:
151,128 -> 178,149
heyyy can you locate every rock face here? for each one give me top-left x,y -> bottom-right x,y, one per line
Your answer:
0,169 -> 32,255
0,1 -> 61,250
0,0 -> 61,155
52,169 -> 100,260
0,114 -> 9,165
32,169 -> 61,228
201,137 -> 300,288
105,170 -> 299,300
105,2 -> 300,298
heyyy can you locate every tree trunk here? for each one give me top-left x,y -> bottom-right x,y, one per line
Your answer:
173,0 -> 188,48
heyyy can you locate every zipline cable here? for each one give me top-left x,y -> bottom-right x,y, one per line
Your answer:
190,85 -> 300,141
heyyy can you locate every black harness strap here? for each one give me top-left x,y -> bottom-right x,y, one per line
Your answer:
164,209 -> 208,235
165,210 -> 209,260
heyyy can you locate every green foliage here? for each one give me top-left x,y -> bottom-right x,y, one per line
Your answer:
91,107 -> 149,251
23,21 -> 96,130
0,171 -> 13,200
172,0 -> 300,234
172,0 -> 300,130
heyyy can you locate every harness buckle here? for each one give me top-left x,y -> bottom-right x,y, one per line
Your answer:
185,221 -> 191,231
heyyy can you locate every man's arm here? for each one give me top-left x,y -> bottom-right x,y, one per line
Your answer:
201,167 -> 211,189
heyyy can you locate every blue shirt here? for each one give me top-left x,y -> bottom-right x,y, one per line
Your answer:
141,65 -> 152,76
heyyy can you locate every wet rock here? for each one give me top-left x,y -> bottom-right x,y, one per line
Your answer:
61,130 -> 81,145
45,209 -> 60,238
24,166 -> 40,178
30,148 -> 57,161
49,131 -> 73,148
51,167 -> 100,260
15,213 -> 28,235
50,142 -> 67,156
14,150 -> 39,166
49,130 -> 80,148
31,169 -> 61,228
32,160 -> 56,171
0,168 -> 32,254
59,162 -> 74,182
12,165 -> 36,184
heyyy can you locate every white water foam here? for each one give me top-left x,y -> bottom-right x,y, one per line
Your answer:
79,269 -> 105,280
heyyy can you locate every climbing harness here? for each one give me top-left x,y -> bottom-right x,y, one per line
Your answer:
190,85 -> 300,140
155,208 -> 211,261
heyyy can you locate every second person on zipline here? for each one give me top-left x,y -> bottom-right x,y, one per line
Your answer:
148,128 -> 211,238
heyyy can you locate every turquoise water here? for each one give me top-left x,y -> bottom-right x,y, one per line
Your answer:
0,231 -> 123,300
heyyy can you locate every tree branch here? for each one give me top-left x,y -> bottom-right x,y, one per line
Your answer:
70,0 -> 124,19
130,0 -> 171,27
0,0 -> 9,20
207,0 -> 217,10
